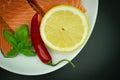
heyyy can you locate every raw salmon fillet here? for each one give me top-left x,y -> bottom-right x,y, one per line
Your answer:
0,0 -> 36,31
0,17 -> 13,56
27,0 -> 86,14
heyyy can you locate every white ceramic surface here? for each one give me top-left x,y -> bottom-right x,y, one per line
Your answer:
0,0 -> 99,75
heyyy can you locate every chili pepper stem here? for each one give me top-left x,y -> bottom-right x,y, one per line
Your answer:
47,59 -> 75,68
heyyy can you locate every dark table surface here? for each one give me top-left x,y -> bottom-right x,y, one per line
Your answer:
0,0 -> 119,80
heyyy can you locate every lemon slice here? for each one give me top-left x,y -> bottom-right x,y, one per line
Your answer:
40,5 -> 89,52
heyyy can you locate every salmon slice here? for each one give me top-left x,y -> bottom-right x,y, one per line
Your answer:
0,17 -> 13,56
0,0 -> 36,31
27,0 -> 86,15
72,0 -> 86,12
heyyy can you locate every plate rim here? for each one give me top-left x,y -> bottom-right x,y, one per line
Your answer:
0,0 -> 99,75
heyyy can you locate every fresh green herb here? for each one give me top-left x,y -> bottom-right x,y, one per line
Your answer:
14,24 -> 29,43
20,49 -> 36,56
5,48 -> 19,58
3,30 -> 17,47
17,41 -> 25,50
24,42 -> 33,49
3,24 -> 36,58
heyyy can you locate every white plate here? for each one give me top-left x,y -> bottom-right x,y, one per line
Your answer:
0,0 -> 98,75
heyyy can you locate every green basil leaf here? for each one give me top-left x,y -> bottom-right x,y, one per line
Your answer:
17,41 -> 25,50
20,49 -> 36,56
24,42 -> 32,49
5,48 -> 19,58
14,24 -> 29,43
3,30 -> 17,47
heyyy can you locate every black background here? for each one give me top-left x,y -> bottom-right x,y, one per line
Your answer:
0,0 -> 119,80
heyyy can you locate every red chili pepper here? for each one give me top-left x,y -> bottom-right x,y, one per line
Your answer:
31,13 -> 75,67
